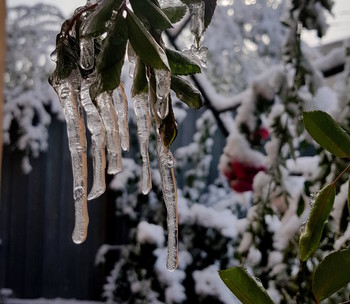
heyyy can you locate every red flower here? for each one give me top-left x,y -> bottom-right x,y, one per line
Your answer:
225,161 -> 266,193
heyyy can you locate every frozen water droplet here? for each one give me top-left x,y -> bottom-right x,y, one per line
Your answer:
113,85 -> 129,151
96,91 -> 123,175
154,126 -> 178,271
51,73 -> 89,244
50,49 -> 57,63
80,76 -> 106,200
133,93 -> 152,195
80,38 -> 95,70
189,2 -> 205,42
155,69 -> 171,119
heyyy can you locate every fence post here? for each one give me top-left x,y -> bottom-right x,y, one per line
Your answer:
0,0 -> 5,199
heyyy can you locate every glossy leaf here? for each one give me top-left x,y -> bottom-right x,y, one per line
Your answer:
160,97 -> 178,148
81,0 -> 123,37
313,249 -> 350,302
204,0 -> 217,30
162,3 -> 187,23
56,35 -> 79,79
130,0 -> 173,30
131,57 -> 148,97
126,9 -> 170,71
219,267 -> 274,304
91,11 -> 128,99
303,111 -> 350,158
299,184 -> 336,261
348,174 -> 350,215
166,48 -> 201,75
171,76 -> 202,109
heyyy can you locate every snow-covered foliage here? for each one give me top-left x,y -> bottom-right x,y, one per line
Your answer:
4,5 -> 64,173
98,0 -> 350,303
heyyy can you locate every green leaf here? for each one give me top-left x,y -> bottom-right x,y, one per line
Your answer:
131,57 -> 148,97
126,9 -> 170,70
313,249 -> 350,302
56,35 -> 80,79
162,3 -> 187,23
130,0 -> 173,30
299,184 -> 336,261
204,0 -> 217,30
91,11 -> 128,99
166,48 -> 201,75
303,111 -> 350,158
348,174 -> 350,216
160,97 -> 178,148
219,267 -> 274,304
81,0 -> 123,37
171,76 -> 202,109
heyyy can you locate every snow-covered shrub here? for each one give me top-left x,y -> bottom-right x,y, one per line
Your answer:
4,5 -> 64,172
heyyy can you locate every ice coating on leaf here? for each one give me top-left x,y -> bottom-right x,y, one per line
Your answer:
51,74 -> 89,244
133,93 -> 152,195
127,42 -> 137,78
182,45 -> 208,68
79,37 -> 95,70
80,77 -> 106,200
155,126 -> 178,271
96,91 -> 123,175
155,69 -> 171,119
189,2 -> 205,44
113,85 -> 129,151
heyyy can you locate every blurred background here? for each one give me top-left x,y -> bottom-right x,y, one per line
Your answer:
0,0 -> 350,303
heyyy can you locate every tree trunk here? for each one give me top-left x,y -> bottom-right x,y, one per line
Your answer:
0,0 -> 6,197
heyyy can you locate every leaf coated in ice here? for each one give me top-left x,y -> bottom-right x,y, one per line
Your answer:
155,69 -> 171,119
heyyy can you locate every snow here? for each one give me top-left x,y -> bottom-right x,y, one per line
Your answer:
137,221 -> 165,248
6,299 -> 102,304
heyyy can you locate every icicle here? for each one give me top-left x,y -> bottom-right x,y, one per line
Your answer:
189,1 -> 205,45
154,69 -> 171,119
79,37 -> 95,70
51,73 -> 89,244
133,93 -> 152,195
113,84 -> 129,151
127,42 -> 137,78
80,76 -> 106,200
155,126 -> 178,271
96,91 -> 123,175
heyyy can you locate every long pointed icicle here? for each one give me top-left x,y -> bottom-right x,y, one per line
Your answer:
80,77 -> 106,200
155,127 -> 178,271
113,84 -> 129,151
154,69 -> 171,119
52,75 -> 89,244
96,91 -> 123,174
133,93 -> 152,195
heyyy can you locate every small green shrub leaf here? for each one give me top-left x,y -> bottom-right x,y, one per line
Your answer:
126,9 -> 170,71
162,3 -> 187,23
219,267 -> 274,304
130,0 -> 173,30
303,111 -> 350,158
131,57 -> 148,97
81,0 -> 123,37
160,97 -> 178,148
171,76 -> 202,109
91,11 -> 127,99
299,184 -> 336,261
313,249 -> 350,302
166,48 -> 201,75
204,0 -> 217,30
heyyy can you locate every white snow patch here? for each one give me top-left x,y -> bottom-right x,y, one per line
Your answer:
137,221 -> 165,248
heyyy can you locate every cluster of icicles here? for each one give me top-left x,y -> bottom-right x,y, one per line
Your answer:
49,0 -> 208,272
